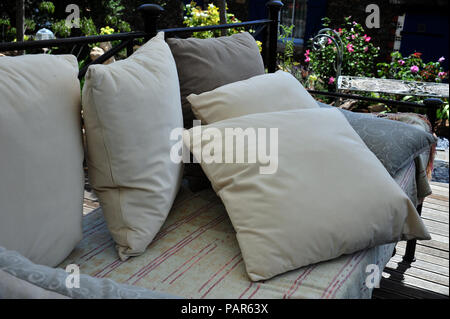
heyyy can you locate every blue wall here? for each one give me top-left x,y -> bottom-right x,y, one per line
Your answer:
401,13 -> 449,70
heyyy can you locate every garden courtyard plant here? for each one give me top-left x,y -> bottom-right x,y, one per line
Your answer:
304,16 -> 380,91
277,16 -> 448,124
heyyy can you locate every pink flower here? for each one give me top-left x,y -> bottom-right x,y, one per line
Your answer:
363,34 -> 371,42
410,65 -> 419,73
438,71 -> 447,78
364,46 -> 369,52
351,34 -> 356,39
328,77 -> 335,84
398,59 -> 405,65
304,50 -> 310,63
328,38 -> 332,45
338,28 -> 343,34
438,56 -> 445,63
346,43 -> 354,52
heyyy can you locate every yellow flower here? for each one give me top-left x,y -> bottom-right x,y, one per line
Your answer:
255,40 -> 262,52
100,26 -> 115,35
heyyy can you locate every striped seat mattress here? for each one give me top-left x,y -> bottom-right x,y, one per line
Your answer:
58,159 -> 421,299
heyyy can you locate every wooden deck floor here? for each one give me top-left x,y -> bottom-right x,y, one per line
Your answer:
373,181 -> 449,299
83,176 -> 449,299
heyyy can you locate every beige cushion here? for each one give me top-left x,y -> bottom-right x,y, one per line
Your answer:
183,108 -> 430,281
82,32 -> 183,261
0,54 -> 84,267
187,70 -> 318,124
167,32 -> 264,129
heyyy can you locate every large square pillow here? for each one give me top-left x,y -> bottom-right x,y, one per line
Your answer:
167,32 -> 264,129
183,108 -> 430,281
0,54 -> 84,267
187,70 -> 319,124
82,32 -> 183,261
318,103 -> 437,176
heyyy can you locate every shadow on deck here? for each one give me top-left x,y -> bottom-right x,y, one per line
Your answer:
373,181 -> 449,299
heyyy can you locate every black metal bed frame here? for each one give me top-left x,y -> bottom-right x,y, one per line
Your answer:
0,0 -> 432,263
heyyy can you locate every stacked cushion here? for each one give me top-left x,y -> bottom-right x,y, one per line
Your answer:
168,32 -> 265,190
187,72 -> 436,177
187,70 -> 319,124
167,32 -> 265,129
0,54 -> 84,266
183,108 -> 430,281
82,32 -> 183,260
318,103 -> 436,176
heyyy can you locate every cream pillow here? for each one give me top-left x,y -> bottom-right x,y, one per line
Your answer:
183,108 -> 430,281
0,54 -> 84,267
82,32 -> 183,260
187,70 -> 318,124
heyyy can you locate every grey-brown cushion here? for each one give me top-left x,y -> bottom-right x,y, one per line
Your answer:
167,32 -> 265,129
318,103 -> 437,176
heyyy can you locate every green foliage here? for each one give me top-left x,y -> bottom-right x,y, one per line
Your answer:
104,0 -> 131,32
278,24 -> 301,79
306,16 -> 380,91
38,1 -> 55,14
437,104 -> 449,121
80,17 -> 98,36
278,25 -> 295,69
51,19 -> 71,38
183,1 -> 243,39
377,51 -> 448,83
377,52 -> 448,120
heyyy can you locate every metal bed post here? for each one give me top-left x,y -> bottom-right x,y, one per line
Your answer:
137,4 -> 164,41
266,1 -> 283,73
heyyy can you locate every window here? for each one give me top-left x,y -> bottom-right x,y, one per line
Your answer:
280,0 -> 308,40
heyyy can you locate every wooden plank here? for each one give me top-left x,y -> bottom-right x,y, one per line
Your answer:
382,269 -> 449,295
430,187 -> 450,197
385,261 -> 449,286
395,245 -> 449,266
390,255 -> 449,277
372,285 -> 414,299
419,239 -> 449,251
429,193 -> 449,202
376,277 -> 448,299
422,208 -> 449,223
423,202 -> 449,213
424,197 -> 449,208
429,233 -> 449,244
431,181 -> 449,188
397,242 -> 448,259
421,219 -> 449,237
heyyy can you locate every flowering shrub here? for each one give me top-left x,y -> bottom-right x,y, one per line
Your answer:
377,52 -> 448,121
377,51 -> 448,83
278,25 -> 299,74
183,2 -> 243,39
183,2 -> 261,51
305,16 -> 380,90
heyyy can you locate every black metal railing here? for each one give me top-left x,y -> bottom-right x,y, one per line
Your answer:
307,90 -> 443,132
0,0 -> 442,132
0,2 -> 284,79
